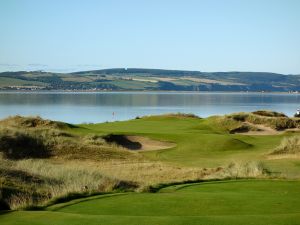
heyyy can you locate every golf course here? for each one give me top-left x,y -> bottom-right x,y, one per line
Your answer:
1,0 -> 300,223
1,111 -> 300,224
2,180 -> 300,225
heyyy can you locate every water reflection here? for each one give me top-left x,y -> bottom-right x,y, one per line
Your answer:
0,92 -> 299,123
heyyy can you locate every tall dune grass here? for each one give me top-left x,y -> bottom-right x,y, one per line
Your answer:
94,160 -> 212,190
0,157 -> 272,209
0,157 -> 136,209
227,111 -> 298,130
0,125 -> 137,161
271,136 -> 300,155
207,161 -> 270,179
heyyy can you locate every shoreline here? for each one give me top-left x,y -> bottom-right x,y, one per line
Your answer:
0,90 -> 299,94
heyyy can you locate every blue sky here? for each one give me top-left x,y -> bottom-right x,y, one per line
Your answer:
0,0 -> 299,74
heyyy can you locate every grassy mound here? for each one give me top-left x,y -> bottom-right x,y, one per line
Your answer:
0,116 -> 137,161
212,114 -> 259,133
0,158 -> 138,210
252,110 -> 287,117
0,115 -> 74,129
226,111 -> 298,131
0,128 -> 51,159
0,116 -> 142,209
140,113 -> 201,119
0,112 -> 298,212
271,136 -> 300,155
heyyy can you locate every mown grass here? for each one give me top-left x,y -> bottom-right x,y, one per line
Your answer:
0,112 -> 299,212
2,180 -> 300,225
78,114 -> 282,167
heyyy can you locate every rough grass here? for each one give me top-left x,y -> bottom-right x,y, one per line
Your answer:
140,113 -> 201,119
0,157 -> 138,210
0,116 -> 137,161
0,115 -> 73,129
208,161 -> 270,179
94,160 -> 217,190
0,116 -> 141,209
1,156 -> 269,209
212,115 -> 259,133
0,128 -> 51,159
252,110 -> 287,117
271,136 -> 300,155
0,113 -> 295,211
227,111 -> 298,130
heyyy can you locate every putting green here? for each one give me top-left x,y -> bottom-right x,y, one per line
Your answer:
1,180 -> 300,225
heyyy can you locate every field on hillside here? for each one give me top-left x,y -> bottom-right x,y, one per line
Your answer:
1,69 -> 300,91
0,111 -> 300,224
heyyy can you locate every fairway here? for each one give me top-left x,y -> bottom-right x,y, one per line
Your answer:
1,180 -> 300,225
77,115 -> 297,174
1,113 -> 300,224
1,0 -> 300,224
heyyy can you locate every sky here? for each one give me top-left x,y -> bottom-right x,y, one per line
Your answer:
0,0 -> 299,74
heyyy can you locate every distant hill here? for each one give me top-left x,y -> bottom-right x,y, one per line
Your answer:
0,68 -> 300,92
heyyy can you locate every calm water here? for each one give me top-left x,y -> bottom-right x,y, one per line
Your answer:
0,92 -> 299,124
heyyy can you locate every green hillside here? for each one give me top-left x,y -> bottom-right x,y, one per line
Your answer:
1,69 -> 300,91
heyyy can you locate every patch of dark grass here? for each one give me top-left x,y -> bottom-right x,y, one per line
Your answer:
0,186 -> 48,211
229,113 -> 248,122
0,168 -> 62,186
229,124 -> 253,134
252,110 -> 287,118
103,134 -> 142,150
0,199 -> 10,210
0,129 -> 52,159
146,178 -> 253,193
113,180 -> 139,191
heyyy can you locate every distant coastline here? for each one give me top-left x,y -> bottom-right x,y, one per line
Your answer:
1,68 -> 300,92
0,90 -> 299,94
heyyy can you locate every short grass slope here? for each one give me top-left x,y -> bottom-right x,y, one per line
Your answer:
79,112 -> 285,167
1,180 -> 300,225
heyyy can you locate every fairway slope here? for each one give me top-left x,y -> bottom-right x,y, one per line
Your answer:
1,180 -> 300,225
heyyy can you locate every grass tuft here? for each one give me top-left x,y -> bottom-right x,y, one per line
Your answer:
271,136 -> 300,155
208,161 -> 270,179
252,110 -> 287,118
226,112 -> 298,131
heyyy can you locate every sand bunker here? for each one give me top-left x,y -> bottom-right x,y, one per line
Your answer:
103,134 -> 176,151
